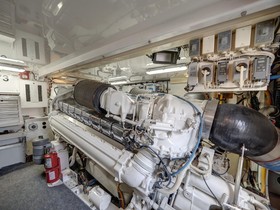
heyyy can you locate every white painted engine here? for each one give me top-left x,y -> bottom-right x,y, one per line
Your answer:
49,80 -> 273,210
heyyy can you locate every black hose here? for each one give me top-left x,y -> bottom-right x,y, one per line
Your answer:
209,104 -> 278,156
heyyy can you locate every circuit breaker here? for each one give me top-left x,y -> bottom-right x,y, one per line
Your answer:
199,62 -> 214,85
216,61 -> 228,84
189,39 -> 200,57
217,30 -> 232,52
232,59 -> 249,84
254,19 -> 275,46
252,56 -> 270,80
187,62 -> 199,87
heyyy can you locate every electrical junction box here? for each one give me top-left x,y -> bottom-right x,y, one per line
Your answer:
216,61 -> 228,84
189,39 -> 200,57
254,19 -> 275,46
235,26 -> 252,48
19,80 -> 48,108
252,56 -> 270,80
232,59 -> 249,82
202,35 -> 215,54
217,30 -> 232,52
187,62 -> 199,86
199,63 -> 214,84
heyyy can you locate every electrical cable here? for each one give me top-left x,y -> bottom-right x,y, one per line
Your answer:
140,145 -> 172,185
117,183 -> 125,209
202,175 -> 222,207
212,158 -> 230,176
236,97 -> 246,104
54,87 -> 58,95
270,74 -> 280,80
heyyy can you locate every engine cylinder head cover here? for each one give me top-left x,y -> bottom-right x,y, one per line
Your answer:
74,80 -> 116,113
209,104 -> 278,157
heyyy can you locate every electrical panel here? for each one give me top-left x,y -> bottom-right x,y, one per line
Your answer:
216,61 -> 228,84
198,62 -> 214,85
217,30 -> 232,52
235,26 -> 252,48
254,19 -> 275,46
19,80 -> 48,108
187,62 -> 199,87
189,39 -> 200,57
232,59 -> 249,84
252,56 -> 270,81
202,35 -> 215,54
187,57 -> 270,92
185,19 -> 276,93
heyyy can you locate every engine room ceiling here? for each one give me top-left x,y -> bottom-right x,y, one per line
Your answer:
9,0 -> 280,82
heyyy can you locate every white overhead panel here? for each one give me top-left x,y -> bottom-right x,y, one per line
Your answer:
38,1 -> 280,77
15,30 -> 46,64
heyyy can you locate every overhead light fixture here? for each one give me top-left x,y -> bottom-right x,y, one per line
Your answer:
108,76 -> 127,82
51,1 -> 63,16
110,80 -> 128,85
0,65 -> 25,72
146,63 -> 154,67
146,64 -> 187,75
0,57 -> 26,66
57,1 -> 63,10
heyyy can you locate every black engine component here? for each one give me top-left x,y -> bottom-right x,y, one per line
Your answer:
74,80 -> 116,113
209,104 -> 278,156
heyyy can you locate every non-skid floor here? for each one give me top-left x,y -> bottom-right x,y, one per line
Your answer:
0,163 -> 90,210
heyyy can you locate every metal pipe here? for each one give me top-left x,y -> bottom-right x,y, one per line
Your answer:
233,145 -> 246,205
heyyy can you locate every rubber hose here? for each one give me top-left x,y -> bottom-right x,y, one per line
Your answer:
209,104 -> 278,157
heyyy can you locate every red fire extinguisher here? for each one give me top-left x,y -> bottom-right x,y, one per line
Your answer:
44,152 -> 61,184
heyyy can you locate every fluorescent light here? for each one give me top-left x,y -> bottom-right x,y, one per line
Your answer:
53,1 -> 63,16
146,65 -> 187,75
57,1 -> 63,10
110,81 -> 128,85
108,76 -> 127,82
146,63 -> 154,66
0,57 -> 26,66
0,65 -> 25,72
